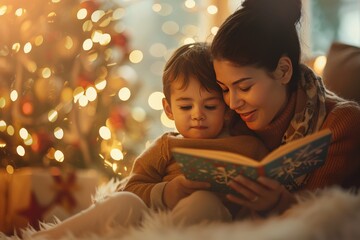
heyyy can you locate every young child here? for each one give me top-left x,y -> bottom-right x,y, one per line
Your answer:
30,43 -> 268,239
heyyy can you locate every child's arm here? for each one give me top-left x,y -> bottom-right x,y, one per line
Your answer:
123,133 -> 177,207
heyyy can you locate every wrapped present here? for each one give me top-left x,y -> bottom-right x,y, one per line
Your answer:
4,167 -> 100,233
0,169 -> 10,233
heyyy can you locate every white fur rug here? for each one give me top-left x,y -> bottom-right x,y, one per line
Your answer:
2,184 -> 360,240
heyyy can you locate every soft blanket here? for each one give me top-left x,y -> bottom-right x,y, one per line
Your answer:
2,183 -> 360,240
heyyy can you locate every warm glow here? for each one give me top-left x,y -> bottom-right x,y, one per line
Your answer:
0,139 -> 6,148
48,110 -> 58,122
148,92 -> 164,110
35,35 -> 44,46
211,26 -> 219,35
0,6 -> 7,16
207,5 -> 218,15
129,50 -> 143,63
99,126 -> 111,140
313,55 -> 327,76
15,8 -> 25,17
78,95 -> 89,107
10,90 -> 18,101
77,8 -> 87,20
22,102 -> 33,115
65,36 -> 74,50
24,134 -> 33,146
83,20 -> 93,32
73,87 -> 85,102
152,3 -> 162,12
91,10 -> 105,23
19,128 -> 29,140
42,68 -> 52,78
23,42 -> 32,53
83,39 -> 93,51
7,125 -> 15,136
99,33 -> 111,46
118,87 -> 131,101
113,8 -> 125,20
183,38 -> 195,44
86,87 -> 97,101
54,150 -> 65,162
95,79 -> 107,90
54,127 -> 64,139
184,0 -> 196,9
12,43 -> 21,52
0,120 -> 6,131
16,145 -> 25,156
6,165 -> 14,174
110,148 -> 123,161
92,30 -> 102,43
0,97 -> 5,108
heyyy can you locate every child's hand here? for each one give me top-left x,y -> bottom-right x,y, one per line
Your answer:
163,175 -> 210,209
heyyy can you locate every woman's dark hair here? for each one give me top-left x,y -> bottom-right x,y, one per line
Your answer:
163,42 -> 221,102
211,0 -> 302,91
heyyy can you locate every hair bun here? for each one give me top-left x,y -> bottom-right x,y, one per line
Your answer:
242,0 -> 302,26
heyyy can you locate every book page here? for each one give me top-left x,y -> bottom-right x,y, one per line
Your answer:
261,128 -> 332,164
172,148 -> 261,167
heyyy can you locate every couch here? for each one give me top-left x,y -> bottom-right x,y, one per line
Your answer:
322,42 -> 360,103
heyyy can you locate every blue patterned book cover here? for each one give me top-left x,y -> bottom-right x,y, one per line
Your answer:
172,129 -> 332,194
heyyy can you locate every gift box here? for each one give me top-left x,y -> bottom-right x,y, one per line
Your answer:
0,169 -> 9,233
2,167 -> 100,234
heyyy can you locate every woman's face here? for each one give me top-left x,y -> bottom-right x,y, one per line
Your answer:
213,59 -> 289,131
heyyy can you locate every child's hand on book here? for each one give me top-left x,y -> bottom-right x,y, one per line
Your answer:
226,175 -> 295,213
163,175 -> 211,209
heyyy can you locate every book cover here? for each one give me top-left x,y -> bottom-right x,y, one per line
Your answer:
172,129 -> 332,194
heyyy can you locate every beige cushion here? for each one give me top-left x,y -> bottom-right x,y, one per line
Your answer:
323,42 -> 360,103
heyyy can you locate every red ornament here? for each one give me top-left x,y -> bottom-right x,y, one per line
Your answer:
110,32 -> 129,54
79,0 -> 100,15
31,130 -> 54,154
111,33 -> 129,50
109,106 -> 128,130
77,73 -> 94,88
20,95 -> 34,116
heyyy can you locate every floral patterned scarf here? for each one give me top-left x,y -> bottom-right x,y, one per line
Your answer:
282,64 -> 327,191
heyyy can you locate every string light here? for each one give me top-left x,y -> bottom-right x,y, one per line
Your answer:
0,0 -> 223,177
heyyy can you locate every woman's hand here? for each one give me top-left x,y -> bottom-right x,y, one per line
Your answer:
163,175 -> 211,209
227,175 -> 295,214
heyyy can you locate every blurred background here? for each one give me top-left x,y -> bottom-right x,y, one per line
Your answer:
0,0 -> 359,233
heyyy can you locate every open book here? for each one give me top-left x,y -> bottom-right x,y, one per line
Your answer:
172,129 -> 332,194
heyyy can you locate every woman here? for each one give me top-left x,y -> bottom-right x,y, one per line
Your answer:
211,0 -> 360,217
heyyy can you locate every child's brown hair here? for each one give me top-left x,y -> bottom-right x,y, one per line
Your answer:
162,42 -> 222,103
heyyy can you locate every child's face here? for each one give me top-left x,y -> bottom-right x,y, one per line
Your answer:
163,76 -> 226,139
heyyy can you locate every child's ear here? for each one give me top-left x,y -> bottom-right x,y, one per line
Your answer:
162,98 -> 174,120
274,56 -> 293,85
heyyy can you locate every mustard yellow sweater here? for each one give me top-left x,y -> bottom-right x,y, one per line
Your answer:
124,134 -> 268,208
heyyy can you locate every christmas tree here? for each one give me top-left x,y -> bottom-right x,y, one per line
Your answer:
0,0 -> 148,178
